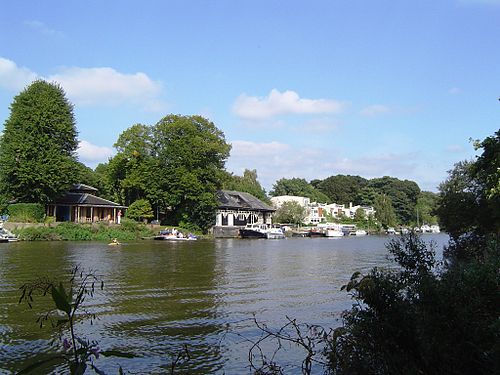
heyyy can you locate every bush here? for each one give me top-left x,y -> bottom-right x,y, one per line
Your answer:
14,220 -> 156,241
7,203 -> 45,222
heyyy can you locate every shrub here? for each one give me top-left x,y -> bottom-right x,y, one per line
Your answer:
7,203 -> 45,222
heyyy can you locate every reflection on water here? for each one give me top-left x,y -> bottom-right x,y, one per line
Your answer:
0,234 -> 449,374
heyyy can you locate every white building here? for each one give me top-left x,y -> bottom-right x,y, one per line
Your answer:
271,195 -> 375,225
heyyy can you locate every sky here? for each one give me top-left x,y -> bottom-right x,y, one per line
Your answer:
0,0 -> 499,193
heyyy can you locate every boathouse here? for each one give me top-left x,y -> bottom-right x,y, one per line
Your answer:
214,190 -> 275,237
46,184 -> 127,223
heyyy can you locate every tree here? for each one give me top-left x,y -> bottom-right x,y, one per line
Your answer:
0,80 -> 79,203
373,193 -> 397,228
315,175 -> 368,205
415,191 -> 439,226
326,130 -> 500,374
270,177 -> 330,203
222,169 -> 269,203
126,199 -> 154,222
106,115 -> 231,232
273,201 -> 306,224
369,177 -> 420,224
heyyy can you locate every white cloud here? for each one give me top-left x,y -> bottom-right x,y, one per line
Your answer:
77,140 -> 114,165
360,104 -> 391,117
0,57 -> 38,91
47,67 -> 166,111
233,89 -> 346,119
0,57 -> 167,111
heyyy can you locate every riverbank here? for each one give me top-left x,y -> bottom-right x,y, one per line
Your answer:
7,220 -> 157,241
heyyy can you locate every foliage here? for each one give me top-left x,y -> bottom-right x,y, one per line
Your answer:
272,201 -> 307,224
6,203 -> 45,223
414,191 -> 439,225
126,199 -> 154,222
0,80 -> 79,203
18,265 -> 133,374
368,176 -> 420,224
315,175 -> 368,206
106,115 -> 231,232
373,194 -> 396,228
325,233 -> 500,375
270,178 -> 330,203
325,129 -> 500,374
14,221 -> 155,241
222,169 -> 269,203
437,131 -> 499,243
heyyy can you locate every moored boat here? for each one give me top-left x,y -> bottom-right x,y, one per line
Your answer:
239,223 -> 285,239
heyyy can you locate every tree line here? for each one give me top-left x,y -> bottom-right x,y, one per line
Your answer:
0,80 -> 444,232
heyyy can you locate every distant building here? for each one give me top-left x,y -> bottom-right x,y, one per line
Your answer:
214,190 -> 275,237
270,195 -> 375,225
46,184 -> 127,223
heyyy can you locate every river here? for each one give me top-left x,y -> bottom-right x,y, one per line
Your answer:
0,234 -> 449,374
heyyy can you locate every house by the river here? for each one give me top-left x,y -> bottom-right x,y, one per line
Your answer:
214,190 -> 275,237
46,184 -> 127,223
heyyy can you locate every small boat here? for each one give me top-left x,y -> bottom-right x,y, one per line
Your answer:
239,224 -> 285,239
0,224 -> 19,242
108,239 -> 121,246
354,229 -> 367,236
266,225 -> 286,239
154,229 -> 197,241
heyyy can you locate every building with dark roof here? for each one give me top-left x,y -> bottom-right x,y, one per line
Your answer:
46,184 -> 127,223
214,190 -> 275,237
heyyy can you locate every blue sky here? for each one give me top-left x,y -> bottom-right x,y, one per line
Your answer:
0,0 -> 499,192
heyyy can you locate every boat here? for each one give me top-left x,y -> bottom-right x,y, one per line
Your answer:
325,228 -> 344,237
108,239 -> 121,246
0,223 -> 18,242
239,224 -> 285,239
354,229 -> 367,236
154,229 -> 197,241
308,227 -> 326,237
266,225 -> 286,239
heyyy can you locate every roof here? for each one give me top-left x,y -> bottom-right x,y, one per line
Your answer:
217,190 -> 274,212
70,183 -> 98,193
53,192 -> 126,208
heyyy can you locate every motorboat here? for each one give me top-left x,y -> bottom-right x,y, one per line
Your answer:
266,225 -> 286,239
239,224 -> 285,239
154,229 -> 197,241
0,223 -> 18,242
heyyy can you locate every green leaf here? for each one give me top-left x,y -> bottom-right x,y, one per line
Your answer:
17,355 -> 66,374
51,283 -> 72,315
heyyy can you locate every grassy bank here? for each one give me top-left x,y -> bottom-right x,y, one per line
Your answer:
12,219 -> 156,241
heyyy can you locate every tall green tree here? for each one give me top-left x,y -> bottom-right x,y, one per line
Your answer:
222,169 -> 269,203
316,175 -> 368,205
369,176 -> 420,224
0,80 -> 79,203
107,115 -> 231,232
373,193 -> 397,228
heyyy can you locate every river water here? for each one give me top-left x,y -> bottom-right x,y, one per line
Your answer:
0,234 -> 448,374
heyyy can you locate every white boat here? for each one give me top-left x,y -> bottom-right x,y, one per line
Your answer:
354,229 -> 367,236
239,224 -> 285,239
325,228 -> 344,237
154,229 -> 197,241
0,223 -> 18,242
266,225 -> 286,239
320,223 -> 344,237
